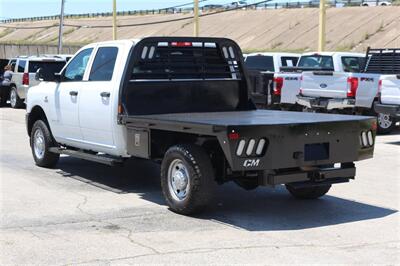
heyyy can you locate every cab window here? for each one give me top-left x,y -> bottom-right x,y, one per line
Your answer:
17,60 -> 26,72
63,48 -> 93,81
298,55 -> 334,70
89,47 -> 118,81
341,57 -> 365,73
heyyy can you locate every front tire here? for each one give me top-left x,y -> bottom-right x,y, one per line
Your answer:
9,87 -> 23,109
285,184 -> 331,199
377,113 -> 395,134
30,120 -> 60,168
161,144 -> 217,215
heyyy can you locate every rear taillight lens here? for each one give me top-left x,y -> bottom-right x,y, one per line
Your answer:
273,77 -> 283,95
22,73 -> 29,85
347,77 -> 358,97
378,79 -> 382,93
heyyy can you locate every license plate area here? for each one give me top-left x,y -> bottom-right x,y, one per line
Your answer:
304,143 -> 329,161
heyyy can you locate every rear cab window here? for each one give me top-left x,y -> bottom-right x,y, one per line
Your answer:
298,55 -> 334,70
281,56 -> 299,67
244,55 -> 274,72
341,57 -> 365,72
89,47 -> 119,81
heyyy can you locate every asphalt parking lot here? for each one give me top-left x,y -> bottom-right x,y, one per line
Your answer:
1,107 -> 399,265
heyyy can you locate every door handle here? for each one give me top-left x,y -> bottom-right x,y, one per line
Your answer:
100,92 -> 110,97
69,91 -> 78,96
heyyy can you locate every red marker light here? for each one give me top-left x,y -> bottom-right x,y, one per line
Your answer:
371,120 -> 377,131
171,42 -> 192,47
228,132 -> 240,140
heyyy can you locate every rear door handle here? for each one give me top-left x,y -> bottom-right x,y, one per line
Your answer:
69,91 -> 78,96
100,92 -> 110,97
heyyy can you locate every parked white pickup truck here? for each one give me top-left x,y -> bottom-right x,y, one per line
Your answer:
274,52 -> 365,109
244,52 -> 300,108
26,37 -> 376,215
298,48 -> 399,133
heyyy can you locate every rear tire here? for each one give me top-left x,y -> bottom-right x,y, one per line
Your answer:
161,144 -> 217,215
9,86 -> 23,109
377,113 -> 395,134
30,120 -> 60,168
285,184 -> 331,199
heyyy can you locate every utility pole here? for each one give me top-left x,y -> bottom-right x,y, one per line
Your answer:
112,0 -> 117,40
318,0 -> 326,52
57,0 -> 65,54
194,0 -> 199,37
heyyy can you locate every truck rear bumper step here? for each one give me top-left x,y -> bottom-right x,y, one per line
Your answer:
49,147 -> 124,166
297,96 -> 355,110
264,166 -> 355,186
374,103 -> 400,117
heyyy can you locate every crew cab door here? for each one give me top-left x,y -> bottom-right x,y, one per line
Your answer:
51,47 -> 94,145
78,46 -> 119,150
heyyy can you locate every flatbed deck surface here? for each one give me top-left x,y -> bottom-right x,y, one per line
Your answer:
124,110 -> 371,127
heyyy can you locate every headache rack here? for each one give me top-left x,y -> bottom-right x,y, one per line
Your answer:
131,40 -> 242,81
363,47 -> 400,74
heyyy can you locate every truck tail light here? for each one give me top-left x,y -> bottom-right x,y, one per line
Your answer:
347,77 -> 358,98
23,73 -> 29,85
273,77 -> 283,95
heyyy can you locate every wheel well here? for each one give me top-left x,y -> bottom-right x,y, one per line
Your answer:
27,106 -> 49,137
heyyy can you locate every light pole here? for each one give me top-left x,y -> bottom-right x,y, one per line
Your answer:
57,0 -> 65,54
318,0 -> 326,52
112,0 -> 117,40
194,0 -> 199,37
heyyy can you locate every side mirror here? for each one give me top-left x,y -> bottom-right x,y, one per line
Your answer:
35,68 -> 44,81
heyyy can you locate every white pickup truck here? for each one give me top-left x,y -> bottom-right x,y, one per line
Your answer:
26,37 -> 376,215
371,49 -> 400,133
244,52 -> 300,108
274,52 -> 365,110
298,48 -> 399,133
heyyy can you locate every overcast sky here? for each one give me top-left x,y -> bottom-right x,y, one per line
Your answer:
0,0 -> 260,19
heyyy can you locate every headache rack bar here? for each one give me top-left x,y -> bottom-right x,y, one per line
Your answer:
131,40 -> 241,80
364,47 -> 400,74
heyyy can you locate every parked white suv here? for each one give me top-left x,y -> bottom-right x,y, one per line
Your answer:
8,56 -> 68,108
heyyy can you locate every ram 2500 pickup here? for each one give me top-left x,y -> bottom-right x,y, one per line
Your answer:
274,52 -> 365,110
26,37 -> 375,215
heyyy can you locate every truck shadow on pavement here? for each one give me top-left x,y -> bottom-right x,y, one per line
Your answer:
55,157 -> 397,232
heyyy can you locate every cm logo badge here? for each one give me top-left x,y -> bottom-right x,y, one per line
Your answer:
243,159 -> 260,167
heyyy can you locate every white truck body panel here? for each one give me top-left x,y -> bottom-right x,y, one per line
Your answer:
27,40 -> 136,157
300,72 -> 380,108
276,52 -> 365,105
380,75 -> 400,105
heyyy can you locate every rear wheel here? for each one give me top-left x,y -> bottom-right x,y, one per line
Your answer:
9,87 -> 23,109
161,144 -> 217,215
30,120 -> 60,168
285,184 -> 331,199
377,113 -> 395,134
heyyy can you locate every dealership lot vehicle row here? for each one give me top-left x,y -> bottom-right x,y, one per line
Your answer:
1,108 -> 399,264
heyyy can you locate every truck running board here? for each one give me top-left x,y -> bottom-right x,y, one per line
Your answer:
49,147 -> 124,166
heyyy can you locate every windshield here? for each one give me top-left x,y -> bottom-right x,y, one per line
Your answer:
298,55 -> 334,69
244,55 -> 274,72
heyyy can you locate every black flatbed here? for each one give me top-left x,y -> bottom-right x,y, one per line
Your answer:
123,110 -> 371,133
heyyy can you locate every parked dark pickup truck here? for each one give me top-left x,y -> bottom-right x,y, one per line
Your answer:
26,37 -> 376,215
